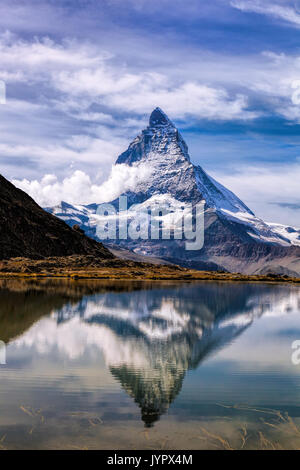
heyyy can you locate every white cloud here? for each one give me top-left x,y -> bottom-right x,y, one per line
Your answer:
52,61 -> 256,121
231,0 -> 300,27
12,164 -> 153,206
2,33 -> 300,125
102,82 -> 258,121
0,33 -> 256,122
0,34 -> 106,79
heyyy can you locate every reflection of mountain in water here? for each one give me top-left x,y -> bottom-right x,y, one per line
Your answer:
84,286 -> 258,426
3,282 -> 300,427
107,319 -> 250,427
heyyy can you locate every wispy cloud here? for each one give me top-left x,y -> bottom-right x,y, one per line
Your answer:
271,202 -> 300,210
231,0 -> 300,27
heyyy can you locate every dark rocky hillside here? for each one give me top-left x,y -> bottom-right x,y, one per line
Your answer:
0,174 -> 113,260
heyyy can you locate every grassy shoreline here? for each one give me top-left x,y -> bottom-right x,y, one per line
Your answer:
0,255 -> 299,283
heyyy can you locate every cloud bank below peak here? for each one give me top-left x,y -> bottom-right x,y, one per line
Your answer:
12,160 -> 300,227
12,164 -> 153,207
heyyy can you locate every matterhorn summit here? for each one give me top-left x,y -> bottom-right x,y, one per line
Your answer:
116,107 -> 254,214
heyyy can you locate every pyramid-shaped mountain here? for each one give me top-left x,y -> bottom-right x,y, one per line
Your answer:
0,174 -> 113,260
116,107 -> 253,212
46,108 -> 300,276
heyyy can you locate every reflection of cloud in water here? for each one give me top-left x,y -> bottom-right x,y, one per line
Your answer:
10,284 -> 300,427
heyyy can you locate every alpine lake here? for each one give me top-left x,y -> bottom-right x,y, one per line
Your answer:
1,279 -> 300,450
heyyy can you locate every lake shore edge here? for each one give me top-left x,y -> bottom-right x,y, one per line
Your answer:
0,255 -> 299,284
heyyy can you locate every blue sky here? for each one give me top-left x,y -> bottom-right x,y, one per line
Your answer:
1,0 -> 300,225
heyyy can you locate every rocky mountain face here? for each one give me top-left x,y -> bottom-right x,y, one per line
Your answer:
0,174 -> 113,260
46,108 -> 300,275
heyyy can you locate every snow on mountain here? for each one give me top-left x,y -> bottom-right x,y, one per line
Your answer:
266,222 -> 300,247
194,165 -> 253,215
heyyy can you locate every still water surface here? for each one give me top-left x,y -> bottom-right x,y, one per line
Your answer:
1,279 -> 300,449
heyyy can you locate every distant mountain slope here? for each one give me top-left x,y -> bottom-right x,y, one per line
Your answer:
45,108 -> 300,275
0,174 -> 113,260
266,222 -> 300,246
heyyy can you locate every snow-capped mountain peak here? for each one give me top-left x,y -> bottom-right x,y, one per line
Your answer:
114,108 -> 259,216
149,107 -> 174,128
116,107 -> 190,168
45,108 -> 300,275
113,109 -> 287,244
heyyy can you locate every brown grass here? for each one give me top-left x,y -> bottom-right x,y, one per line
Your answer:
0,255 -> 299,283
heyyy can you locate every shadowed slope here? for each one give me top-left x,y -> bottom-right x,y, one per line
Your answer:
0,175 -> 113,260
